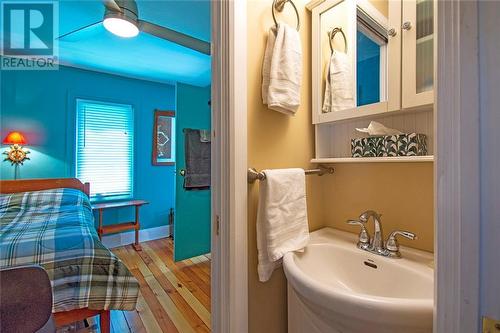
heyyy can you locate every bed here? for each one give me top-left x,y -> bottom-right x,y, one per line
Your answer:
0,178 -> 139,333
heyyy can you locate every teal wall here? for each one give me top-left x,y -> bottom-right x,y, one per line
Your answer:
0,65 -> 176,230
174,83 -> 211,260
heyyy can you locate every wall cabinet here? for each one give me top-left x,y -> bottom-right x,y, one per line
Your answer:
308,0 -> 435,162
310,0 -> 434,124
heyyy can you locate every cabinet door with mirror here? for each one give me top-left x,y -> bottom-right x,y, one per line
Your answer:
311,0 -> 434,124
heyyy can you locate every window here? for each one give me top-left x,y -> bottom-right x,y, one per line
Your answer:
76,99 -> 134,200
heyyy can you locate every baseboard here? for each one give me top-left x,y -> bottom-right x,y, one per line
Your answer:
102,225 -> 172,249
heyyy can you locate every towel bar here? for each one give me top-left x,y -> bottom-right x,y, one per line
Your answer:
247,166 -> 334,183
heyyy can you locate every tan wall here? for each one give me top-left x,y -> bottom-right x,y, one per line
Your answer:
370,0 -> 388,17
247,1 -> 319,332
320,163 -> 434,252
247,0 -> 434,332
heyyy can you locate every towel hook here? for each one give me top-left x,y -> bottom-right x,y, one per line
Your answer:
272,0 -> 300,31
328,27 -> 348,54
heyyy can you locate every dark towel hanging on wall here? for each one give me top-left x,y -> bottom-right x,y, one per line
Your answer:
183,128 -> 211,190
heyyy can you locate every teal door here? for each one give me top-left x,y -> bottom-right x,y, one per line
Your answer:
174,84 -> 211,261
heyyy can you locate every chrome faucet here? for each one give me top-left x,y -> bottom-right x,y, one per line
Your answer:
359,210 -> 384,254
347,210 -> 417,258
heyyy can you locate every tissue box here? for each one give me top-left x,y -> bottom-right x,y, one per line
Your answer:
351,133 -> 427,157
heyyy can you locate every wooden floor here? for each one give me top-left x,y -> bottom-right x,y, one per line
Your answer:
106,238 -> 210,333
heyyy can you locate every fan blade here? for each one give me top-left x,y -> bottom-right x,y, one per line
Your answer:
103,0 -> 122,12
139,20 -> 210,55
56,20 -> 102,40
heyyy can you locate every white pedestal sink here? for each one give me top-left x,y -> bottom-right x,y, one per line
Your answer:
283,228 -> 434,333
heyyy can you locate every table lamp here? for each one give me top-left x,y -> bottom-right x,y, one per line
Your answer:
3,131 -> 30,179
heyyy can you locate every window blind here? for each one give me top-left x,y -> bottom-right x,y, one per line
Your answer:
76,99 -> 134,200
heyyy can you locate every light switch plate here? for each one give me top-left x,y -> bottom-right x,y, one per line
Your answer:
482,316 -> 500,333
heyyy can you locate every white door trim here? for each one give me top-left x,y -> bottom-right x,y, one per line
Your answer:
435,0 -> 481,332
211,0 -> 248,332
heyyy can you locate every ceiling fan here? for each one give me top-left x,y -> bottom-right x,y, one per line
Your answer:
58,0 -> 210,55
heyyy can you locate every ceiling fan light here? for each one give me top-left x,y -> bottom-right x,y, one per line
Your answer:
103,0 -> 139,38
103,16 -> 139,38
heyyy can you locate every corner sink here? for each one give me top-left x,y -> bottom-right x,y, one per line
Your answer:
283,227 -> 433,333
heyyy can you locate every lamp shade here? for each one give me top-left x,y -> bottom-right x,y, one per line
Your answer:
103,0 -> 139,38
3,131 -> 27,145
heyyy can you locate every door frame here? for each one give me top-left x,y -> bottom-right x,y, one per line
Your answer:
435,0 -> 481,332
212,0 -> 486,332
211,1 -> 248,332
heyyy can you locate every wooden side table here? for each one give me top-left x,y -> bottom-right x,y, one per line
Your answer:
92,200 -> 148,251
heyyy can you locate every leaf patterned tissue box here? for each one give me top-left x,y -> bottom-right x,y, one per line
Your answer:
351,133 -> 427,157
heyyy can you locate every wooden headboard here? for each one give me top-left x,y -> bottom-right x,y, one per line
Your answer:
0,178 -> 90,197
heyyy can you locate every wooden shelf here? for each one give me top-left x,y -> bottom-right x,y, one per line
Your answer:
311,156 -> 434,164
92,200 -> 148,210
101,222 -> 137,235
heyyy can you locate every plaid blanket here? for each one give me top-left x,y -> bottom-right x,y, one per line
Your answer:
0,188 -> 138,312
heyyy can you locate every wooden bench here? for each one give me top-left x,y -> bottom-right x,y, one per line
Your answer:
92,200 -> 148,251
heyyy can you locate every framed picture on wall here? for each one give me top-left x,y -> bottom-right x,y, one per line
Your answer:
152,110 -> 175,165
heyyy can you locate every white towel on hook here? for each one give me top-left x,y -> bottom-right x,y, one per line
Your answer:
262,26 -> 277,105
256,168 -> 310,282
262,23 -> 302,116
322,51 -> 355,113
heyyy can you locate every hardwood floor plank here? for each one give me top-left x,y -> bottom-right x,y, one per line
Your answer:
110,238 -> 211,333
162,239 -> 210,277
113,247 -> 137,270
142,242 -> 211,329
184,259 -> 210,283
149,240 -> 211,309
188,257 -> 211,277
122,309 -> 147,333
114,247 -> 151,332
125,246 -> 195,333
164,240 -> 211,291
158,240 -> 211,297
130,266 -> 179,333
135,293 -> 164,333
138,245 -> 210,333
176,260 -> 210,296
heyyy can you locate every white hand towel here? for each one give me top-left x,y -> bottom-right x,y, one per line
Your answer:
256,168 -> 310,282
262,26 -> 277,105
322,56 -> 333,113
322,51 -> 355,113
262,23 -> 302,116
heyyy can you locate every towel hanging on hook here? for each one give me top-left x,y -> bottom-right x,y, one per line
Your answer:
323,27 -> 354,111
328,27 -> 348,54
272,0 -> 300,31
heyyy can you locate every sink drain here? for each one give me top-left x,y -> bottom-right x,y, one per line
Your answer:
363,260 -> 378,269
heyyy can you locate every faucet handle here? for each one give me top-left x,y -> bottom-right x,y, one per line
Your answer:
385,230 -> 417,255
346,220 -> 370,245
